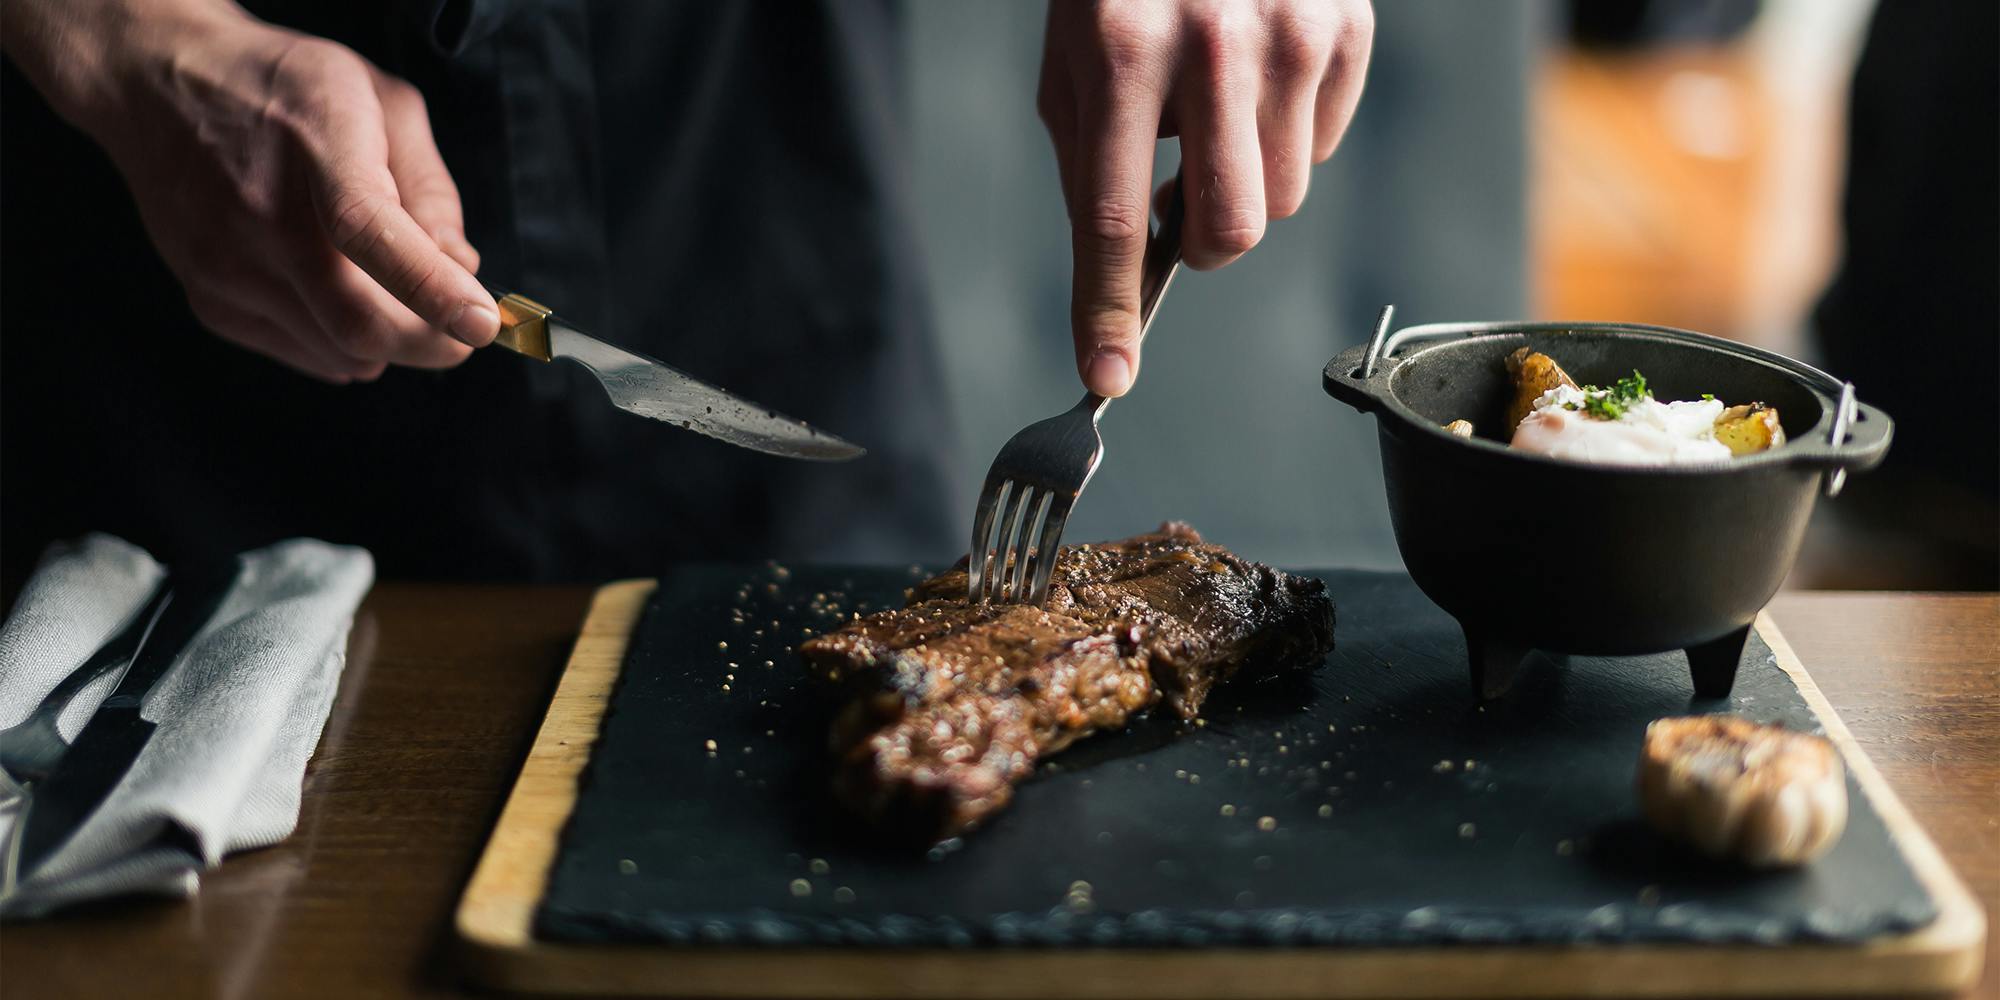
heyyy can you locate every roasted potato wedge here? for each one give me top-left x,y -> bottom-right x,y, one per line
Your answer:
1504,347 -> 1579,431
1712,403 -> 1786,456
1444,419 -> 1475,438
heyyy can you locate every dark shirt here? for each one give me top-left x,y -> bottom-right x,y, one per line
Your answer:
1,1 -> 955,582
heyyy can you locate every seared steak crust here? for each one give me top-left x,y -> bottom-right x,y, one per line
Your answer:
799,522 -> 1335,840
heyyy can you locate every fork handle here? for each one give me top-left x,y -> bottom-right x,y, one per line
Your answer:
1136,170 -> 1186,337
13,581 -> 168,732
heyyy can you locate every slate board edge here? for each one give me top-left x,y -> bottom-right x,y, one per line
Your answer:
535,898 -> 1934,950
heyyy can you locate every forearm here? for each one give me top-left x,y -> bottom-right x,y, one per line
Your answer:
0,0 -> 242,131
4,0 -> 497,379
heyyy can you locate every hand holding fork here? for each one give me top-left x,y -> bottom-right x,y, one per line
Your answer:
966,172 -> 1185,607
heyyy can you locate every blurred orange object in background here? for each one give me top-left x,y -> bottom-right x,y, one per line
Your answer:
1531,2 -> 1870,357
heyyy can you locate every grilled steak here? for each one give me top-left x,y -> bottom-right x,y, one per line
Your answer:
799,522 -> 1335,841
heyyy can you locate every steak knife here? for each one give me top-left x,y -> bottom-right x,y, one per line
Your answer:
11,561 -> 239,883
488,291 -> 866,462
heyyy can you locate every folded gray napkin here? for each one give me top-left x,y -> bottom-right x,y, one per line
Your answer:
0,534 -> 371,917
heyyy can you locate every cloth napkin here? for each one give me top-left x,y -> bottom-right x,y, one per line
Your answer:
0,534 -> 372,918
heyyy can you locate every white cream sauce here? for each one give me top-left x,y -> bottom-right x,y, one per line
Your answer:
1510,385 -> 1732,466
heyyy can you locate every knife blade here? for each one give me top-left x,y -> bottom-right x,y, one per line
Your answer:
489,292 -> 866,462
12,561 -> 239,882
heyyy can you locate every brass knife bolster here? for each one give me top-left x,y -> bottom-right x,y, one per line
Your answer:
493,292 -> 555,361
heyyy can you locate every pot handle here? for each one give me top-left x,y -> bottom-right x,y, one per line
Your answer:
1321,306 -> 1400,413
1324,306 -> 1505,412
1791,381 -> 1895,498
1825,384 -> 1857,497
1358,305 -> 1396,378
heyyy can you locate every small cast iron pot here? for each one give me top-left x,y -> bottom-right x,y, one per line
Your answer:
1322,311 -> 1893,700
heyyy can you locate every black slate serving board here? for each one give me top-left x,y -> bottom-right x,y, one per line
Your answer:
533,567 -> 1935,950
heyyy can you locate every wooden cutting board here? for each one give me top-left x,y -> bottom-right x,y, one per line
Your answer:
455,569 -> 1983,997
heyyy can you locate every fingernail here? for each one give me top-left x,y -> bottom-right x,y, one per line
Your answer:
448,302 -> 498,346
1087,349 -> 1133,397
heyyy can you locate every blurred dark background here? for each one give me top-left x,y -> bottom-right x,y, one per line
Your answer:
3,0 -> 1994,590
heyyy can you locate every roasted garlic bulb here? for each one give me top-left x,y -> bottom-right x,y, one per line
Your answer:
1637,715 -> 1847,867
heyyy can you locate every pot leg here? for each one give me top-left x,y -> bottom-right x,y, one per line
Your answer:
1464,628 -> 1534,700
1685,625 -> 1752,699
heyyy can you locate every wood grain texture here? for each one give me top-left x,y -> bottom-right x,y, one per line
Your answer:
1769,593 -> 2000,999
0,588 -> 1991,1000
452,595 -> 1983,999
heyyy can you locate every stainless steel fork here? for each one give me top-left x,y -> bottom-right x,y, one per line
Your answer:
966,173 -> 1185,606
0,579 -> 171,806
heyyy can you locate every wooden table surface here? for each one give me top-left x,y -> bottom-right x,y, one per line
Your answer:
2,586 -> 1993,1000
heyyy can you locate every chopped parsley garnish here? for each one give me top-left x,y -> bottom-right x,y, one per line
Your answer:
1578,370 -> 1652,421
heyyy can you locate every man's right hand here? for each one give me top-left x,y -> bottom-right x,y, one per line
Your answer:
1,0 -> 499,383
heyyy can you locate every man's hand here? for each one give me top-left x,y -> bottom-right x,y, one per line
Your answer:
1039,0 -> 1373,397
2,0 -> 498,383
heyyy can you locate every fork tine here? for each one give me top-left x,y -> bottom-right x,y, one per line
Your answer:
1009,490 -> 1053,602
1003,485 -> 1045,603
983,479 -> 1022,604
1027,496 -> 1074,605
966,474 -> 1007,602
987,482 -> 1033,603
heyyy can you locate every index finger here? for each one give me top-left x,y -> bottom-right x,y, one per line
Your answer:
1067,83 -> 1164,399
306,148 -> 497,347
373,69 -> 481,274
